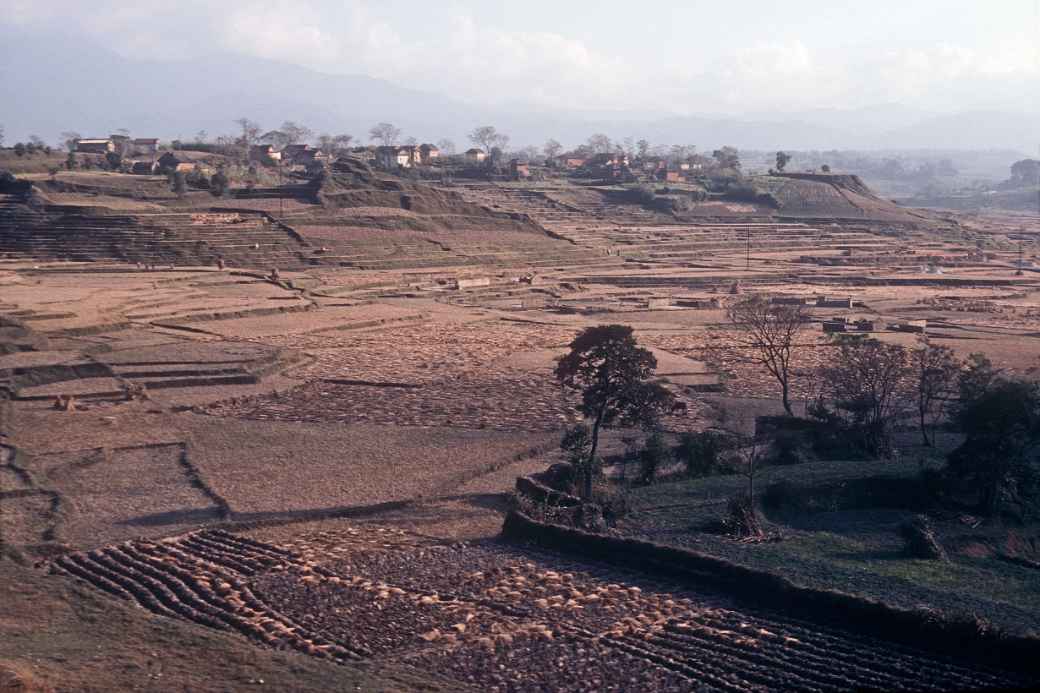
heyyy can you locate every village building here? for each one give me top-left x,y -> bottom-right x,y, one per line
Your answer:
249,144 -> 280,164
465,148 -> 487,163
281,144 -> 315,165
560,154 -> 587,169
376,146 -> 415,169
350,146 -> 377,163
131,138 -> 160,156
418,143 -> 440,164
75,138 -> 114,154
510,159 -> 531,180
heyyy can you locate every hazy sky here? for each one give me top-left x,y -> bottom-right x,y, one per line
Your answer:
5,0 -> 1040,115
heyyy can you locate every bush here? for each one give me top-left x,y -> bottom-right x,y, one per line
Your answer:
899,514 -> 947,560
722,493 -> 765,539
632,184 -> 656,205
637,430 -> 670,484
677,431 -> 727,477
769,430 -> 813,466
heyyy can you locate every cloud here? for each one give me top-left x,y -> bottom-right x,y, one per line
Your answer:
2,1 -> 1037,116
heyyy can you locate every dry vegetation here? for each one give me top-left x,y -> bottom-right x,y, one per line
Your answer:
2,169 -> 1039,689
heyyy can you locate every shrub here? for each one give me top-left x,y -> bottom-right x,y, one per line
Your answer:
637,430 -> 670,484
722,493 -> 765,539
632,184 -> 656,205
898,514 -> 947,560
769,430 -> 813,466
677,431 -> 727,477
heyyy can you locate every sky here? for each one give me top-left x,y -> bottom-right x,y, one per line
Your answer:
4,0 -> 1040,116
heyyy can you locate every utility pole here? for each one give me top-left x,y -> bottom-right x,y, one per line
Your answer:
746,225 -> 751,271
278,160 -> 284,221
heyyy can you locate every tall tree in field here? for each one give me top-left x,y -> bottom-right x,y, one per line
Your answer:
727,295 -> 809,416
913,342 -> 960,446
775,151 -> 791,172
468,126 -> 509,156
60,131 -> 82,153
555,325 -> 674,499
369,122 -> 402,147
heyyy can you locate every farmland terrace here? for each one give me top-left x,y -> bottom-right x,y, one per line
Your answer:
2,171 -> 1040,690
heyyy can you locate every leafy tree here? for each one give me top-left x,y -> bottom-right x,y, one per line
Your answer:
13,143 -> 25,157
712,146 -> 741,171
555,325 -> 675,499
210,168 -> 229,197
821,164 -> 831,173
543,138 -> 563,161
775,151 -> 791,172
369,122 -> 402,147
638,429 -> 671,485
65,152 -> 77,170
913,342 -> 960,446
105,151 -> 122,171
947,377 -> 1040,516
170,170 -> 187,197
0,124 -> 4,148
468,126 -> 509,155
727,295 -> 809,415
636,139 -> 651,159
812,337 -> 912,457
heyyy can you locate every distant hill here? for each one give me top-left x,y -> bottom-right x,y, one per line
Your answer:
2,30 -> 1038,152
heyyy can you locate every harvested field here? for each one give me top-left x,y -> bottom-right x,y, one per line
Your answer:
49,527 -> 1032,692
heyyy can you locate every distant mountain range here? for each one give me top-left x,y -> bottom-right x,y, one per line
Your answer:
1,30 -> 1037,153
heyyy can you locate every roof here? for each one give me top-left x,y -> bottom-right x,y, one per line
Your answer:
283,144 -> 311,152
419,143 -> 439,151
77,139 -> 111,144
132,138 -> 159,144
465,148 -> 484,154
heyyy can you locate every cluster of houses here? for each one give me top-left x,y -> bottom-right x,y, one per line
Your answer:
71,133 -> 712,184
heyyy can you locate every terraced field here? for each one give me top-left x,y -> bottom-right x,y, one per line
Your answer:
50,527 -> 1030,692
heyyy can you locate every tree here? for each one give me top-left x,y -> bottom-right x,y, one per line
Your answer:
555,325 -> 675,499
280,121 -> 312,145
585,133 -> 613,155
170,170 -> 187,198
821,164 -> 831,173
234,118 -> 262,147
333,134 -> 353,152
775,151 -> 791,172
948,377 -> 1040,516
65,152 -> 77,170
636,139 -> 651,159
105,151 -> 122,171
468,126 -> 509,155
713,146 -> 741,171
0,124 -> 4,148
436,138 -> 456,155
813,337 -> 912,457
194,130 -> 208,144
13,143 -> 26,157
543,138 -> 563,161
369,122 -> 402,147
60,131 -> 81,153
210,168 -> 229,197
913,342 -> 960,447
727,295 -> 809,415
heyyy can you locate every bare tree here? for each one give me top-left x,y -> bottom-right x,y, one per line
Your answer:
194,130 -> 208,144
814,337 -> 913,457
468,126 -> 509,155
585,133 -> 613,155
727,295 -> 809,416
60,131 -> 82,153
913,341 -> 960,447
280,121 -> 313,145
543,138 -> 563,161
436,138 -> 456,155
636,139 -> 651,159
333,134 -> 353,150
0,124 -> 4,148
234,118 -> 262,147
369,122 -> 402,147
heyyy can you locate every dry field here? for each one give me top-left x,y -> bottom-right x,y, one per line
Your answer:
3,178 -> 1040,689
